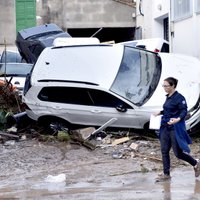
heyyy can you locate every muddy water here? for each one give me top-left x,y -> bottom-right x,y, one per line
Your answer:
0,168 -> 200,199
0,140 -> 199,199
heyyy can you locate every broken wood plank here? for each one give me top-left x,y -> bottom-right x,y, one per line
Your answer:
111,136 -> 130,146
0,132 -> 19,138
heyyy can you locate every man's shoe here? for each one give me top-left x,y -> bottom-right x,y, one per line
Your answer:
194,160 -> 200,177
155,174 -> 171,182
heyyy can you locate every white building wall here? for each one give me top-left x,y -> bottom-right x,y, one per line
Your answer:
171,11 -> 200,59
136,0 -> 200,59
135,0 -> 169,39
152,0 -> 169,38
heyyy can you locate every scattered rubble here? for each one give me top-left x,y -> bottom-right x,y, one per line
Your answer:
0,82 -> 199,173
0,122 -> 173,167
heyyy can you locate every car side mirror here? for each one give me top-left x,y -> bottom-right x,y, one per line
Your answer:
116,104 -> 127,112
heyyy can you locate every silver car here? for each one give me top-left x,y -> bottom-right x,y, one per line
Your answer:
22,41 -> 200,131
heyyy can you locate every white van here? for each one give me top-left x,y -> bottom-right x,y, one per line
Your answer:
22,42 -> 200,132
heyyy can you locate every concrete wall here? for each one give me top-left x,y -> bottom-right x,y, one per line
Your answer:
36,0 -> 135,30
0,0 -> 16,45
0,0 -> 135,45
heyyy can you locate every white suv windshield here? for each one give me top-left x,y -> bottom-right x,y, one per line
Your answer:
110,47 -> 161,106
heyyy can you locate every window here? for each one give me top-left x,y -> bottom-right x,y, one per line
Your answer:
31,44 -> 44,58
171,0 -> 193,21
0,63 -> 33,76
38,87 -> 92,105
110,47 -> 161,106
161,43 -> 169,53
163,18 -> 169,41
38,87 -> 132,109
0,51 -> 22,63
196,0 -> 200,13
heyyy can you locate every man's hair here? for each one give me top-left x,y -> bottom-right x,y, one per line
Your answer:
164,77 -> 178,88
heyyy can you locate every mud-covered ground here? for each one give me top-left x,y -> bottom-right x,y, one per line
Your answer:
0,130 -> 200,200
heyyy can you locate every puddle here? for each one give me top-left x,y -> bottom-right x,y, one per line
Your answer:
0,140 -> 199,199
0,168 -> 199,199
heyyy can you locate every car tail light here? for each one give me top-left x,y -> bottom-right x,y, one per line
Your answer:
154,48 -> 160,52
21,102 -> 31,110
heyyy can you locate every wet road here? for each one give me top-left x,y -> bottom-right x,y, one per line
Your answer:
0,139 -> 199,200
0,167 -> 199,200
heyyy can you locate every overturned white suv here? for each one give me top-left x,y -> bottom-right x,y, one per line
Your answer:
22,41 -> 200,132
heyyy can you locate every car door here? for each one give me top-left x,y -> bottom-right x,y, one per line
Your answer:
82,88 -> 141,128
54,88 -> 141,128
56,103 -> 141,128
38,86 -> 142,129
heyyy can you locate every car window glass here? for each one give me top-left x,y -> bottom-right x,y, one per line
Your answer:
38,87 -> 91,105
0,51 -> 22,63
29,45 -> 36,53
122,41 -> 138,47
0,63 -> 33,76
38,87 -> 132,108
110,47 -> 161,106
161,43 -> 169,52
32,45 -> 44,58
87,89 -> 132,108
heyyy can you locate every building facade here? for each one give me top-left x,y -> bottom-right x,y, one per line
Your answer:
135,0 -> 169,41
135,0 -> 200,60
170,0 -> 200,59
36,0 -> 136,42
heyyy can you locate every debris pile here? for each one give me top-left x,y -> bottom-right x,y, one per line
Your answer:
0,82 -> 24,128
0,82 -> 22,112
